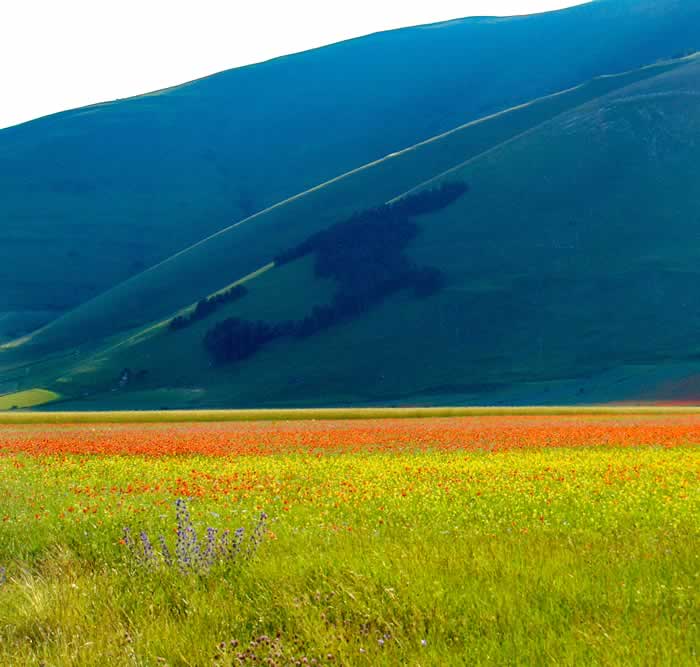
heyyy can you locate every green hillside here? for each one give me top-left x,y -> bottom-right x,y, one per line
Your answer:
8,55 -> 700,409
7,59 -> 685,356
1,0 -> 699,336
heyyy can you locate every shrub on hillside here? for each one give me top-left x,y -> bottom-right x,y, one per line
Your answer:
203,318 -> 277,364
170,285 -> 248,331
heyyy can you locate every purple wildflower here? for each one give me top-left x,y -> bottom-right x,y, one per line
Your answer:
159,534 -> 173,566
230,527 -> 245,562
140,530 -> 155,563
203,527 -> 218,569
123,499 -> 268,575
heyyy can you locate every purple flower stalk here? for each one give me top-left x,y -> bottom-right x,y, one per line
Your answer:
159,534 -> 173,566
140,530 -> 155,563
123,499 -> 267,575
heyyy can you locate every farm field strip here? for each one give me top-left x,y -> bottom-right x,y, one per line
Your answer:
4,405 -> 700,424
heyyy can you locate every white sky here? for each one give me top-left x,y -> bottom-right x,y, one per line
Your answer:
1,1 -> 590,129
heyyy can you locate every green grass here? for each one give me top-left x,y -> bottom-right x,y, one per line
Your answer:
0,444 -> 696,665
0,388 -> 60,410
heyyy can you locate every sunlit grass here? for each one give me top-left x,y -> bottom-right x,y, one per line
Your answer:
0,388 -> 60,410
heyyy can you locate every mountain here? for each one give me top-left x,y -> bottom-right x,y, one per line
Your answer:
4,53 -> 700,408
2,1 -> 700,409
1,0 -> 699,339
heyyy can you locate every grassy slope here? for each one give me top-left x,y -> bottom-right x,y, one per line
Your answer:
14,57 -> 700,409
1,0 -> 699,321
0,389 -> 60,411
6,59 -> 683,362
30,56 -> 700,409
298,57 -> 700,407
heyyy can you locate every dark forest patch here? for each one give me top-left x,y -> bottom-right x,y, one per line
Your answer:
204,182 -> 468,365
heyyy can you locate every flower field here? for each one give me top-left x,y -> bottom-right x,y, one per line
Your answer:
0,414 -> 697,665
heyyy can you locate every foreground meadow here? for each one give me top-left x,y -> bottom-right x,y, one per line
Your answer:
0,415 -> 697,665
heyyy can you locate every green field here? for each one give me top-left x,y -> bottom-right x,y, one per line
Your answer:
0,389 -> 60,410
0,415 -> 697,665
